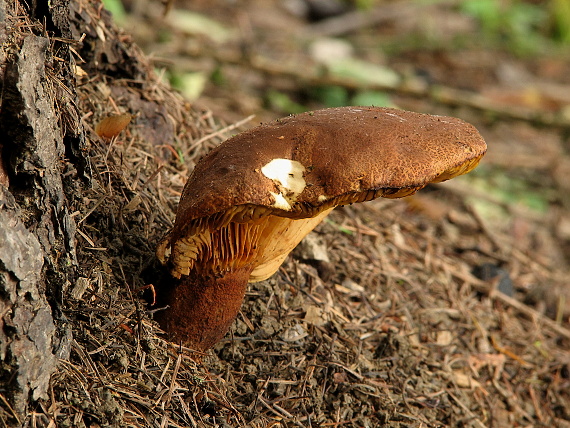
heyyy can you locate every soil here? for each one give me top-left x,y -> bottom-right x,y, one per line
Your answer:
2,0 -> 569,427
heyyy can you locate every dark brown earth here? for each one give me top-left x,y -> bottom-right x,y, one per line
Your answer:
1,0 -> 569,427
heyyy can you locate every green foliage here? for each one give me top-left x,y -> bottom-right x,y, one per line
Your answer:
326,58 -> 401,87
354,0 -> 378,10
156,29 -> 173,44
168,10 -> 231,43
265,86 -> 394,116
265,90 -> 306,114
310,86 -> 349,107
350,90 -> 393,107
460,0 -> 548,54
464,166 -> 551,230
166,70 -> 207,101
210,66 -> 226,87
469,167 -> 550,214
102,0 -> 126,25
309,86 -> 393,109
551,0 -> 570,43
460,0 -> 570,54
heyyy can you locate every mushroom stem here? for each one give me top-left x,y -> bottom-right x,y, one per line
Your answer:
157,267 -> 253,351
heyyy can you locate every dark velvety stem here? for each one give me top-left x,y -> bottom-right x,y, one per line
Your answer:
156,267 -> 253,351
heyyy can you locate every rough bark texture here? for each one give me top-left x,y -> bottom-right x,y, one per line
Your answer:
0,187 -> 57,420
0,0 -> 82,423
0,0 -> 171,423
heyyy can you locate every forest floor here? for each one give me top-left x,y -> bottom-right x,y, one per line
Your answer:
34,0 -> 570,427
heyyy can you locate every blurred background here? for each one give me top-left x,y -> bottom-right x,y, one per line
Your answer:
105,0 -> 570,289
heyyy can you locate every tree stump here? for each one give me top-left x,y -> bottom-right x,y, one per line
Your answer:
0,0 -> 179,423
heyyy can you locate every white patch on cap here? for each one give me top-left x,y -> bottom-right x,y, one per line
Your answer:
269,192 -> 292,211
261,158 -> 306,210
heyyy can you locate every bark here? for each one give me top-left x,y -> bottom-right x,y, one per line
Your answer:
0,0 -> 83,424
0,0 -> 177,423
0,187 -> 58,422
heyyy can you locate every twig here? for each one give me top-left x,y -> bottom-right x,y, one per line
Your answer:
184,114 -> 255,158
456,270 -> 570,341
78,194 -> 107,225
0,393 -> 21,426
160,354 -> 182,428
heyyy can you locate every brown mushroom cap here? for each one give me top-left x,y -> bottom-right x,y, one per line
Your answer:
158,106 -> 486,282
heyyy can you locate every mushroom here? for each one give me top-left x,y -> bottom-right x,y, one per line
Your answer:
156,106 -> 487,351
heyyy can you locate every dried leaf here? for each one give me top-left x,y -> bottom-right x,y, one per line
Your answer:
95,113 -> 132,139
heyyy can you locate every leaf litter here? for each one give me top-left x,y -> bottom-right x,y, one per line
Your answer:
20,0 -> 570,426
